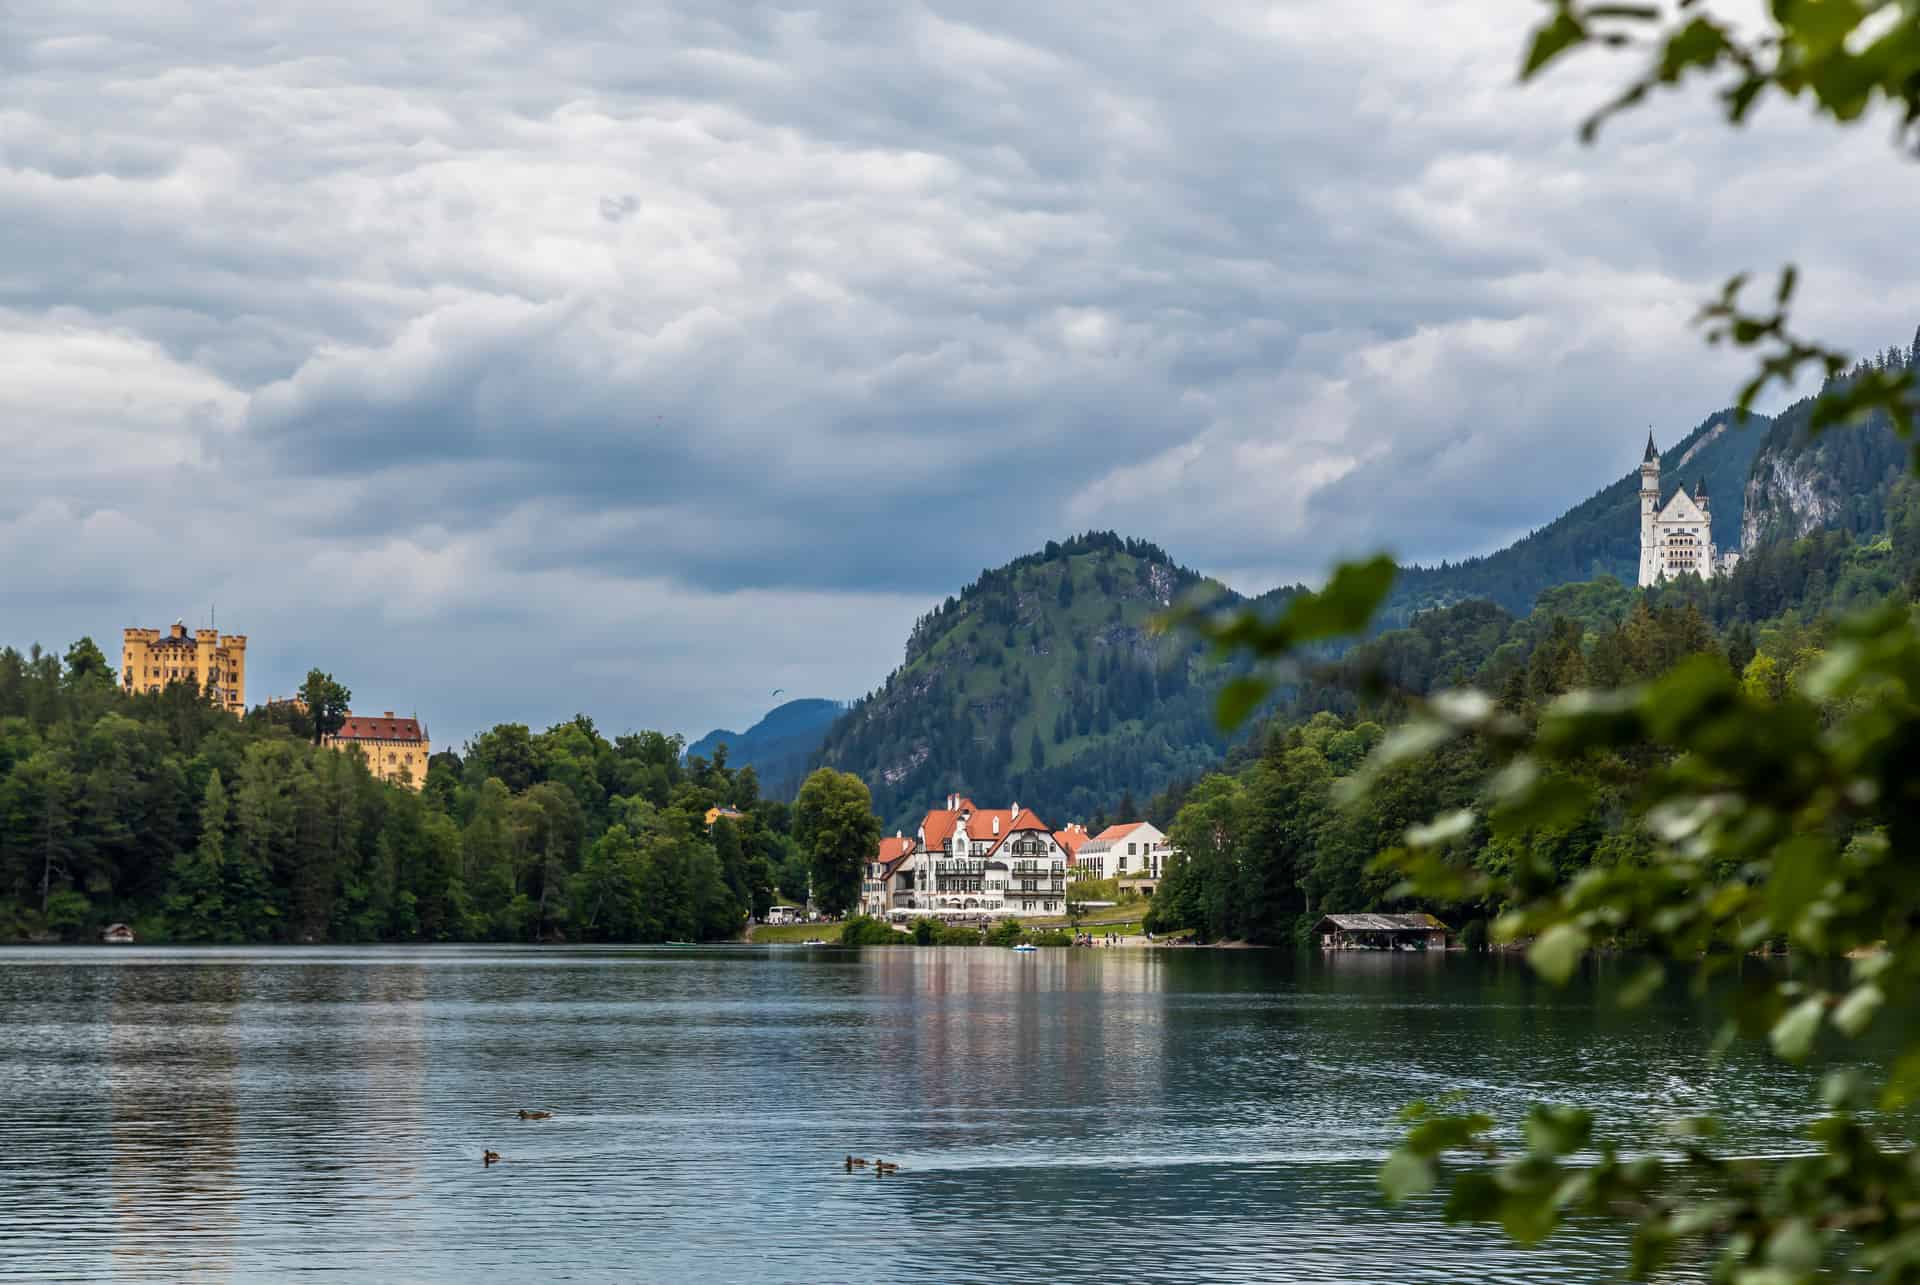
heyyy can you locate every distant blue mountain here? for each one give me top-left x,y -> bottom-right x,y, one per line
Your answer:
685,698 -> 844,800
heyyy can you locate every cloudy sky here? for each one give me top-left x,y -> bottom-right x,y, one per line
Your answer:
4,0 -> 1916,746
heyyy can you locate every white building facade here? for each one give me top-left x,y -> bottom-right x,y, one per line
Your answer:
862,796 -> 1071,920
1075,821 -> 1174,881
1639,432 -> 1740,586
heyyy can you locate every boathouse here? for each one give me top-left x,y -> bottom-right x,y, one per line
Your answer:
1313,913 -> 1448,951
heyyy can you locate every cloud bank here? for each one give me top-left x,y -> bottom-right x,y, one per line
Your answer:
4,0 -> 1916,742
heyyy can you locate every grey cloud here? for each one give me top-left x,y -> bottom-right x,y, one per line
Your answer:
4,0 -> 1917,740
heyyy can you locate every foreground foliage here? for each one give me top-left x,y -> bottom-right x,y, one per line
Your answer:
1178,2 -> 1920,1276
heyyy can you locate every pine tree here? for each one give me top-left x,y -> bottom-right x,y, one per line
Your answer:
168,771 -> 231,942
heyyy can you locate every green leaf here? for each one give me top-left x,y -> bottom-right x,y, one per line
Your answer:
1616,962 -> 1665,1010
1831,982 -> 1884,1038
1524,1105 -> 1593,1159
1214,675 -> 1270,731
1769,996 -> 1825,1062
1498,1187 -> 1559,1245
1763,1218 -> 1822,1273
1380,1149 -> 1436,1203
1442,1171 -> 1504,1224
1406,809 -> 1475,848
1286,556 -> 1399,644
1522,11 -> 1588,80
1528,922 -> 1589,986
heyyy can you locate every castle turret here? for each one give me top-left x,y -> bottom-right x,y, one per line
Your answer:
1637,431 -> 1661,587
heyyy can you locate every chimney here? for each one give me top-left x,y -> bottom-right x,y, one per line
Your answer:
1011,801 -> 1019,817
992,816 -> 1000,835
384,710 -> 395,718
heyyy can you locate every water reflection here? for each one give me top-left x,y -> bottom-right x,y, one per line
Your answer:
0,946 -> 1838,1283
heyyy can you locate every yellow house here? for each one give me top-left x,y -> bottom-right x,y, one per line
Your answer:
705,805 -> 747,829
324,711 -> 432,790
122,621 -> 248,715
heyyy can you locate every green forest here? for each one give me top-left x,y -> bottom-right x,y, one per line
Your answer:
0,649 -> 878,944
816,532 -> 1277,830
11,347 -> 1920,947
1143,438 -> 1920,945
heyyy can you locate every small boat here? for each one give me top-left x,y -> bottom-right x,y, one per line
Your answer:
1012,943 -> 1037,953
664,940 -> 696,947
101,923 -> 135,945
802,937 -> 827,946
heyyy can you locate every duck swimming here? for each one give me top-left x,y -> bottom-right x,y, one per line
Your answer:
875,1160 -> 900,1175
517,1110 -> 553,1120
483,1150 -> 501,1166
845,1156 -> 869,1170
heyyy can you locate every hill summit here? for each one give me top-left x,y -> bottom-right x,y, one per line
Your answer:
814,532 -> 1250,831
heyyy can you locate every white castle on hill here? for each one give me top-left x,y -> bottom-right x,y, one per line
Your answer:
1638,431 -> 1740,587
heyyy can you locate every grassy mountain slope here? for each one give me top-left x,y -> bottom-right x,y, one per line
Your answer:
686,698 -> 843,800
814,533 -> 1259,831
1381,411 -> 1770,625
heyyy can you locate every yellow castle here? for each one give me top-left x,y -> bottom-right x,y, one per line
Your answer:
324,712 -> 432,790
121,621 -> 248,715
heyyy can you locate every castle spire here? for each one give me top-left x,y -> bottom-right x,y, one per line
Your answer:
1643,429 -> 1658,464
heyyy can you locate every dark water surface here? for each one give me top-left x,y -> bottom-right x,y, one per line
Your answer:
0,946 -> 1830,1282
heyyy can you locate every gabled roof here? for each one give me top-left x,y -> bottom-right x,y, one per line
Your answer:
983,808 -> 1055,857
1053,825 -> 1090,857
1082,821 -> 1159,851
333,714 -> 426,742
1656,488 -> 1705,524
1315,912 -> 1448,932
919,802 -> 1051,856
876,835 -> 917,875
968,809 -> 1016,842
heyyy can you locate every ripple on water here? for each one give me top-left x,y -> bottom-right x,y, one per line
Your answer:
0,946 -> 1829,1282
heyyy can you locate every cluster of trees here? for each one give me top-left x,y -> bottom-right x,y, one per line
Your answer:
1146,522 -> 1920,943
0,644 -> 880,943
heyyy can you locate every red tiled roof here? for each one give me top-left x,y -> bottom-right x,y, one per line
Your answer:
920,809 -> 961,851
333,714 -> 426,743
1091,822 -> 1144,843
878,836 -> 915,863
919,802 -> 1040,854
1054,827 -> 1089,857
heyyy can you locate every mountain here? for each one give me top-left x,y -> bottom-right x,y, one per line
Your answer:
814,533 -> 1259,832
1380,410 -> 1771,625
685,698 -> 844,800
1742,384 -> 1910,551
821,335 -> 1920,831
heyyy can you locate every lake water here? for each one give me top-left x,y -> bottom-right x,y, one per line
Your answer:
0,945 -> 1834,1282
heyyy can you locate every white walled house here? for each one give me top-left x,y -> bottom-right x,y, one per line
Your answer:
866,796 -> 1071,920
861,836 -> 919,918
1075,822 -> 1173,880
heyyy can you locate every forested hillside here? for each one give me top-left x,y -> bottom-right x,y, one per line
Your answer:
685,698 -> 843,800
814,532 -> 1278,831
0,650 -> 832,944
1380,409 -> 1769,625
1144,471 -> 1920,945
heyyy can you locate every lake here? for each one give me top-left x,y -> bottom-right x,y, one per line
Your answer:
0,945 -> 1832,1282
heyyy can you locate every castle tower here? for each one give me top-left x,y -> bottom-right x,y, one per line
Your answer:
1637,431 -> 1661,587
